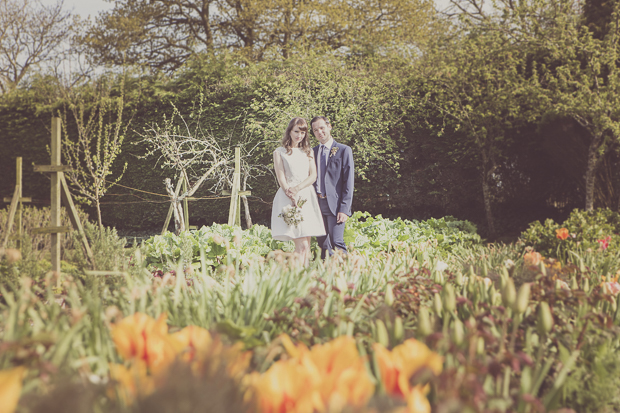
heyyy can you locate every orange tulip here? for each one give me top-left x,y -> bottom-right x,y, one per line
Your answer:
523,251 -> 542,267
248,359 -> 324,413
405,385 -> 432,413
169,325 -> 213,363
374,339 -> 443,398
555,228 -> 569,240
0,366 -> 26,413
111,313 -> 178,375
109,362 -> 155,405
305,336 -> 375,409
250,335 -> 375,412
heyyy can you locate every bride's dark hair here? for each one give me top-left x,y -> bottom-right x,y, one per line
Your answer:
281,117 -> 312,157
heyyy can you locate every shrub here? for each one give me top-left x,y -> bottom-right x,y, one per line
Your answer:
520,208 -> 620,259
0,205 -> 89,261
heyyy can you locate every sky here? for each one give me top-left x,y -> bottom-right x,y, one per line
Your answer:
44,0 -> 453,19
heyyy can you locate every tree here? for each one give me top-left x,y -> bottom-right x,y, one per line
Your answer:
0,0 -> 75,93
138,95 -> 269,234
420,25 -> 531,237
81,0 -> 436,71
60,74 -> 128,227
243,55 -> 404,183
528,0 -> 620,210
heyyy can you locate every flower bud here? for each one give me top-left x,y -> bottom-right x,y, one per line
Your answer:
468,265 -> 476,279
502,278 -> 517,308
455,271 -> 464,286
520,366 -> 533,394
537,302 -> 553,335
394,316 -> 404,342
477,336 -> 485,355
384,284 -> 395,306
578,257 -> 586,273
611,296 -> 618,313
453,318 -> 465,345
583,278 -> 590,293
417,307 -> 433,337
571,277 -> 578,290
514,283 -> 531,314
539,261 -> 547,276
443,284 -> 456,313
376,319 -> 390,347
433,293 -> 443,315
482,262 -> 489,277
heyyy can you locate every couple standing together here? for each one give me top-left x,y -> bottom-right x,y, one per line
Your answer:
271,116 -> 354,265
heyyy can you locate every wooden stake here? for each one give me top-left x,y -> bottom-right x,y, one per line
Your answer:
60,174 -> 94,263
16,157 -> 22,249
162,175 -> 184,235
1,186 -> 20,249
2,158 -> 33,249
228,147 -> 241,227
183,178 -> 189,231
51,118 -> 62,274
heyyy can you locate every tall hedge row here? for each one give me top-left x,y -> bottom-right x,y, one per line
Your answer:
0,56 -> 585,237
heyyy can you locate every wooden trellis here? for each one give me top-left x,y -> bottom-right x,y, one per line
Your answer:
29,117 -> 94,272
2,157 -> 32,249
161,146 -> 250,234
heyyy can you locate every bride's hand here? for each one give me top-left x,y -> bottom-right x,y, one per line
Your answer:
286,186 -> 299,198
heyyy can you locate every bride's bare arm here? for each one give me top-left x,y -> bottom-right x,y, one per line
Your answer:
274,150 -> 297,204
288,153 -> 318,197
273,150 -> 289,191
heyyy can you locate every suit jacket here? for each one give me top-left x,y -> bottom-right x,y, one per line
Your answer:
313,141 -> 354,216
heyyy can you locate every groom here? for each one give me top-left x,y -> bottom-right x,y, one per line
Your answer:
311,116 -> 354,259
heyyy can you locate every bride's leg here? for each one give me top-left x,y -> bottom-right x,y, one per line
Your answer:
293,237 -> 311,267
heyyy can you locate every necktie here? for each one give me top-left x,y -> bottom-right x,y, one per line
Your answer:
320,145 -> 328,195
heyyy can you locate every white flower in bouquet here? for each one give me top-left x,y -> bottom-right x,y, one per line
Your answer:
279,198 -> 307,227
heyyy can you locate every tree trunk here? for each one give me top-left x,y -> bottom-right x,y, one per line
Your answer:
96,198 -> 103,229
481,168 -> 496,238
585,132 -> 604,211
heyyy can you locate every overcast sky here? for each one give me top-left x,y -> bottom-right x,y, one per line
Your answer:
43,0 -> 453,19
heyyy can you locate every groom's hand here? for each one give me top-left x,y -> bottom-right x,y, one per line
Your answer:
337,212 -> 348,224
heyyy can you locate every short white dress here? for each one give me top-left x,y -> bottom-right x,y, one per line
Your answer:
271,147 -> 326,241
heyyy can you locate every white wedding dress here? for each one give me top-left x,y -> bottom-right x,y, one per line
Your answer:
271,147 -> 326,241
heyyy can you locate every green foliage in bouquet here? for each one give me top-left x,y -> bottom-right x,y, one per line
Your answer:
520,208 -> 620,259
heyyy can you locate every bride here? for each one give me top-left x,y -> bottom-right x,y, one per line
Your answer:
271,117 -> 325,266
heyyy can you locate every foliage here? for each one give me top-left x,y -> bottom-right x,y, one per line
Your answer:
143,223 -> 281,272
61,74 -> 129,227
4,233 -> 620,411
419,8 -> 535,236
520,208 -> 620,259
344,212 -> 481,255
0,0 -> 75,93
80,0 -> 436,71
244,55 -> 405,182
0,205 -> 89,261
532,0 -> 620,211
142,213 -> 482,272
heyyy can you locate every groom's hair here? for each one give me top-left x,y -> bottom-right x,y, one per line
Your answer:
310,116 -> 330,129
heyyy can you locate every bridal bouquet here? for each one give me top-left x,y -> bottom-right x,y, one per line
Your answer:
279,198 -> 307,228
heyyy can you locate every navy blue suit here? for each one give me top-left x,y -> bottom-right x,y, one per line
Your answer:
313,141 -> 354,258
